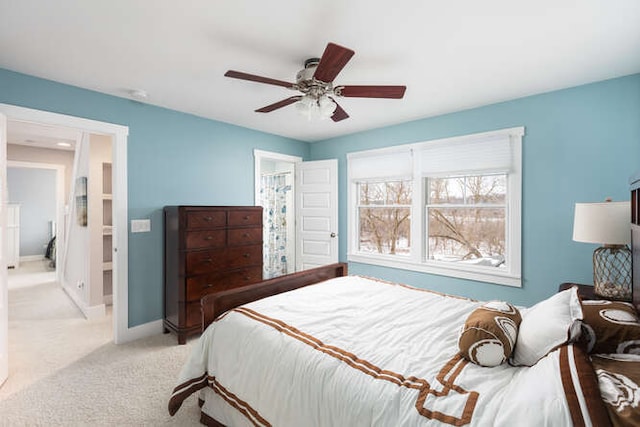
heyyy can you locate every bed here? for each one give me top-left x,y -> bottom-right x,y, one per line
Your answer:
168,259 -> 640,426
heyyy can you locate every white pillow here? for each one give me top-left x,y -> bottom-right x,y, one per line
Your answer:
511,287 -> 583,366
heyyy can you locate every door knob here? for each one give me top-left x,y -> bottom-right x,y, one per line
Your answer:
330,232 -> 336,238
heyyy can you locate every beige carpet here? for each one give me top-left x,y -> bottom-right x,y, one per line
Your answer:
1,261 -> 202,426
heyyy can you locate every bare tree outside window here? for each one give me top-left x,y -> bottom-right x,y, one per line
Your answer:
357,180 -> 412,255
427,174 -> 506,267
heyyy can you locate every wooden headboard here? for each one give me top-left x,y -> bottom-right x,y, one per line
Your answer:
631,173 -> 639,312
201,262 -> 348,330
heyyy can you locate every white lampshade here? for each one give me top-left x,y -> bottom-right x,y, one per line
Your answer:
296,94 -> 336,120
573,201 -> 631,245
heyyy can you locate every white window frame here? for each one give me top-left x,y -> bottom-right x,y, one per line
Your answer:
347,127 -> 523,287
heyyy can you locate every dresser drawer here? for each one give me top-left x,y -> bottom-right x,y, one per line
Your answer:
226,244 -> 263,269
185,249 -> 226,275
228,226 -> 262,246
184,266 -> 263,301
186,210 -> 226,229
185,229 -> 226,249
228,209 -> 262,227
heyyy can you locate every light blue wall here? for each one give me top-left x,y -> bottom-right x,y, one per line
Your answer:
2,68 -> 638,324
7,167 -> 56,256
0,68 -> 310,327
311,74 -> 640,307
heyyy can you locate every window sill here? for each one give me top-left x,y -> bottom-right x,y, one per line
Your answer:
347,253 -> 522,287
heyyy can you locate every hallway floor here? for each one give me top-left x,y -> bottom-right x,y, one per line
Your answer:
2,260 -> 113,400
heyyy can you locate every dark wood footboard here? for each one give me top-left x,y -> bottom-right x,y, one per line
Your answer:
201,262 -> 348,330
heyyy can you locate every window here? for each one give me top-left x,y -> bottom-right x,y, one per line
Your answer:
426,174 -> 506,267
357,180 -> 412,256
348,127 -> 523,287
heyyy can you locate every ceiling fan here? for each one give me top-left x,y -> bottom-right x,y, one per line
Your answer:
224,42 -> 406,122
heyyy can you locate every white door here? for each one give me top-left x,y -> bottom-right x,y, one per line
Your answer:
295,159 -> 338,270
6,205 -> 19,269
0,113 -> 8,386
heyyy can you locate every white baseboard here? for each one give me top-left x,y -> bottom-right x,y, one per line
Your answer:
61,278 -> 162,344
115,319 -> 163,344
61,280 -> 106,320
84,303 -> 106,320
20,255 -> 45,262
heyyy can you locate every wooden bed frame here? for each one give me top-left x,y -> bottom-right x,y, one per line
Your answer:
201,262 -> 348,331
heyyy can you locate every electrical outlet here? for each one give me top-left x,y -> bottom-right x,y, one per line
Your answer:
131,219 -> 151,233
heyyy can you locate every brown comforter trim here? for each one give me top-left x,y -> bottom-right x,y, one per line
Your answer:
415,355 -> 479,426
168,372 -> 208,416
236,306 -> 478,425
209,376 -> 272,427
559,345 -> 611,427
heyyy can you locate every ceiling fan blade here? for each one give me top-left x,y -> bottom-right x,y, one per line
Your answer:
225,70 -> 295,89
313,42 -> 355,83
255,96 -> 302,113
337,85 -> 406,99
330,99 -> 349,122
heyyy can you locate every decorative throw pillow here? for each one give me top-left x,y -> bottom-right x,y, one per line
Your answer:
591,354 -> 640,426
458,300 -> 522,367
511,287 -> 583,367
581,300 -> 640,354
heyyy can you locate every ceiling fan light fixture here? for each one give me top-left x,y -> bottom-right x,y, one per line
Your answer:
296,94 -> 336,121
225,42 -> 403,123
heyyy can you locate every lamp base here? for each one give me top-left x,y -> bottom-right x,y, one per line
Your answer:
593,245 -> 632,301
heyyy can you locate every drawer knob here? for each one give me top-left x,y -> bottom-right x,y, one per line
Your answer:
204,258 -> 213,263
243,253 -> 250,258
243,216 -> 250,220
244,276 -> 250,281
205,283 -> 213,288
204,236 -> 213,241
204,216 -> 213,221
243,233 -> 249,238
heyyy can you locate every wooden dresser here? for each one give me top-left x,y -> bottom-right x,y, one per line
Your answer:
163,206 -> 263,344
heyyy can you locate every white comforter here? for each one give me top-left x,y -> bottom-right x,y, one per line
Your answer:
170,276 -> 594,426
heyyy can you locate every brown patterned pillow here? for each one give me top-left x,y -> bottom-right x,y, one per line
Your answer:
581,300 -> 640,354
458,301 -> 522,367
591,354 -> 640,426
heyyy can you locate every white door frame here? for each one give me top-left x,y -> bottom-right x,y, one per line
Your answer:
7,160 -> 65,278
253,149 -> 302,205
0,103 -> 132,344
0,113 -> 8,385
254,149 -> 302,273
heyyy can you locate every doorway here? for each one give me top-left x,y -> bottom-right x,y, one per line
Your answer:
254,150 -> 301,279
254,150 -> 339,278
7,160 -> 65,282
0,103 -> 129,344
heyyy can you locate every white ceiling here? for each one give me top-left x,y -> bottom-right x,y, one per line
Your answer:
8,120 -> 78,151
1,0 -> 639,142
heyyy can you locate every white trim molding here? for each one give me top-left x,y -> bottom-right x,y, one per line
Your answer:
0,103 -> 135,344
347,126 -> 524,287
253,149 -> 302,205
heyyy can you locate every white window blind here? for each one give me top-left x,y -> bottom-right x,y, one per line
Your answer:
348,149 -> 413,180
419,134 -> 512,176
347,127 -> 523,287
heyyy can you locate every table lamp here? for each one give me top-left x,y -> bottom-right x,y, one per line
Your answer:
573,199 -> 631,300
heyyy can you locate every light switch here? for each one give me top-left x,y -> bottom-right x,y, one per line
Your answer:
131,219 -> 151,233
